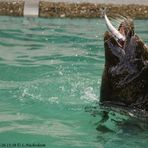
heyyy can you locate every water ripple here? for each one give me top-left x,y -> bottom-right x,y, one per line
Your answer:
0,17 -> 148,147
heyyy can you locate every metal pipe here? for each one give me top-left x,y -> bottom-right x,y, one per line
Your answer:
23,0 -> 40,16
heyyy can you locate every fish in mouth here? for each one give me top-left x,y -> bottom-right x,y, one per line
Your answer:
100,14 -> 148,120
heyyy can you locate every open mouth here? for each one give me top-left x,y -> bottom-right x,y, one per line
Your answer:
117,25 -> 127,47
104,14 -> 135,49
104,14 -> 126,48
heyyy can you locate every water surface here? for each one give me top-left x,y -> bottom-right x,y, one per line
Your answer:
0,17 -> 148,148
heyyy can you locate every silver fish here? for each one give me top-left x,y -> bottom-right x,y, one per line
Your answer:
104,14 -> 126,41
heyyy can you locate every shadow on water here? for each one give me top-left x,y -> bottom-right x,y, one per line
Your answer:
85,104 -> 148,147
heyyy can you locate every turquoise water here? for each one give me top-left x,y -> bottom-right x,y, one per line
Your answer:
0,17 -> 148,148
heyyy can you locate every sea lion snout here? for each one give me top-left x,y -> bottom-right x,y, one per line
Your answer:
104,16 -> 135,49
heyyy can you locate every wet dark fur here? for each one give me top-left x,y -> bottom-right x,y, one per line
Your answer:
100,19 -> 148,112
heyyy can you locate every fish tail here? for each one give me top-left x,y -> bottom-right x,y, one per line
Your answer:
99,7 -> 108,18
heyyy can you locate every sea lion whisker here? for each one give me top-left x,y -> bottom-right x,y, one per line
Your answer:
109,19 -> 121,28
115,14 -> 127,20
104,36 -> 113,44
112,23 -> 121,29
115,19 -> 125,24
109,18 -> 122,24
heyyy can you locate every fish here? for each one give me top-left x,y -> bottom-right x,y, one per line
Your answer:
104,14 -> 126,41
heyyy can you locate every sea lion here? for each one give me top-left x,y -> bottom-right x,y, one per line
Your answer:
100,14 -> 148,120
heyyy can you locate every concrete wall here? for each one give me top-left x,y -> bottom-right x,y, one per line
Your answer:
45,0 -> 148,5
0,0 -> 148,18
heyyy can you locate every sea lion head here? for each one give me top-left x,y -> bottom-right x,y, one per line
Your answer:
103,16 -> 147,68
117,18 -> 134,46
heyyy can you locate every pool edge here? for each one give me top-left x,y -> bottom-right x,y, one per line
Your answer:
0,1 -> 148,19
